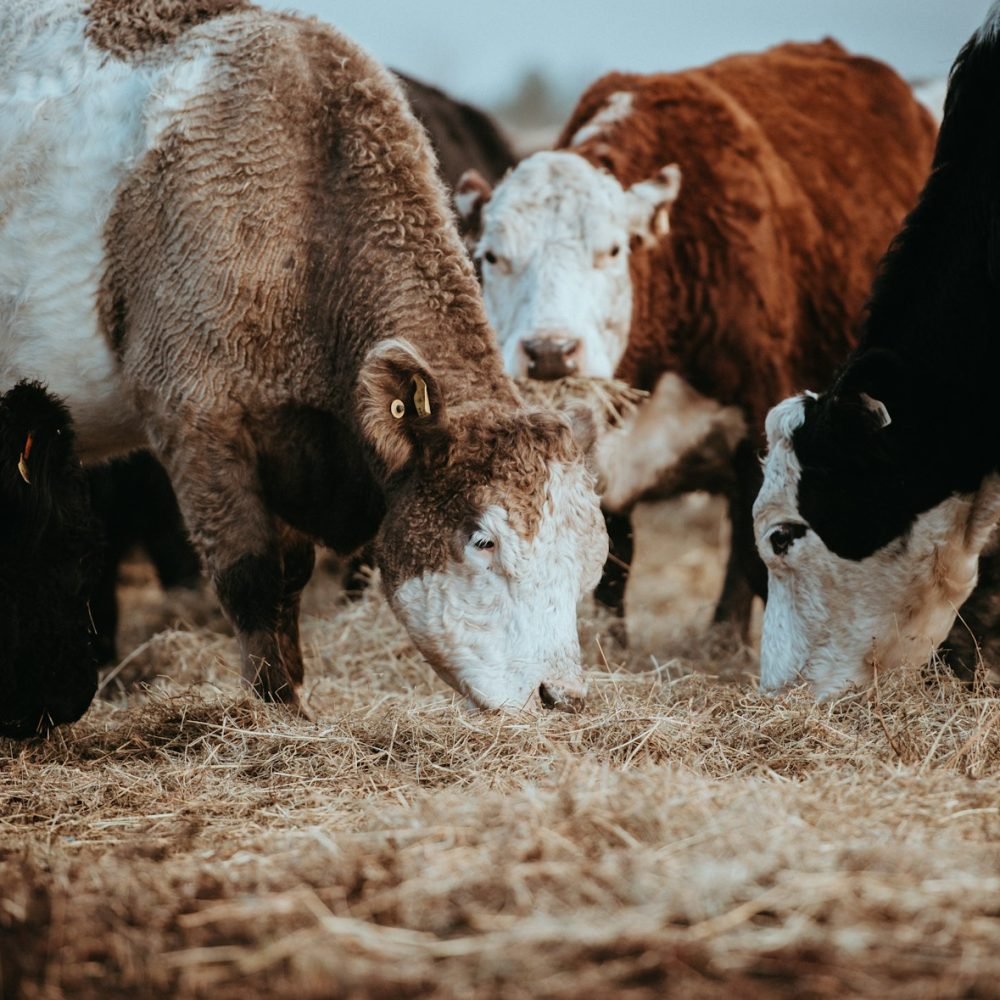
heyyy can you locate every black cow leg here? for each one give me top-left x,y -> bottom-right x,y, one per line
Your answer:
711,542 -> 755,638
594,510 -> 633,644
712,444 -> 767,638
276,529 -> 316,689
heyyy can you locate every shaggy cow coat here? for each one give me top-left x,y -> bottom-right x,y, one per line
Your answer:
0,0 -> 606,713
86,73 -> 516,666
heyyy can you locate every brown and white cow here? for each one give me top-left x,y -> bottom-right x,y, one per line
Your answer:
0,0 -> 607,715
458,41 -> 938,634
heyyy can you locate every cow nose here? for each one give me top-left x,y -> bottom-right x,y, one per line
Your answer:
538,681 -> 586,713
522,336 -> 580,381
769,521 -> 808,556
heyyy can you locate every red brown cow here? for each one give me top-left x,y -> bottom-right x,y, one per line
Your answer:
458,40 -> 937,634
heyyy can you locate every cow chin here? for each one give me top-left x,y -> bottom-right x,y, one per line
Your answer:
759,498 -> 984,699
389,572 -> 588,711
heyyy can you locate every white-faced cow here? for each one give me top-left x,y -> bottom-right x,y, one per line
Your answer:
753,4 -> 1000,697
0,382 -> 103,738
0,0 -> 607,715
458,41 -> 937,636
85,72 -> 517,666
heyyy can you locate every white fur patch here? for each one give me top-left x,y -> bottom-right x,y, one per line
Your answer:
389,460 -> 607,710
0,0 -> 225,459
597,372 -> 746,512
755,394 -> 1000,697
569,91 -> 634,147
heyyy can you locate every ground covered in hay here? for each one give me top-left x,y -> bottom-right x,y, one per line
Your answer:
3,499 -> 1000,999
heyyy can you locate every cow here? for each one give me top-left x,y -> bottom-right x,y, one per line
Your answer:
752,4 -> 1000,697
0,382 -> 103,738
397,72 -> 516,199
0,0 -> 607,715
456,41 -> 938,637
85,74 -> 516,665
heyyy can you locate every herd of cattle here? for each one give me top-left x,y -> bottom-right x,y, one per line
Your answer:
1,0 -> 998,738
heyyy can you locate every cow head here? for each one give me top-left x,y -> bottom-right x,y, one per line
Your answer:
0,381 -> 100,738
358,340 -> 608,711
456,151 -> 681,380
754,389 -> 1000,698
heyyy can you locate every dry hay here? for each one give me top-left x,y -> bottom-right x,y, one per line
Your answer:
515,375 -> 648,430
3,499 -> 1000,999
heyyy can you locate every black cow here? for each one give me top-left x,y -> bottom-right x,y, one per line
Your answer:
397,72 -> 516,193
753,3 -> 1000,698
0,382 -> 103,738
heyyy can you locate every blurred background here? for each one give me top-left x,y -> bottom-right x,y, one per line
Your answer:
258,1 -> 988,133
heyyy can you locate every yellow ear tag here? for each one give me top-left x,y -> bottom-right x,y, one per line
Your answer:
412,375 -> 432,418
390,399 -> 406,419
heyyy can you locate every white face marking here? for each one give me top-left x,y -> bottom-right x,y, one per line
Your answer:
596,372 -> 746,512
389,461 -> 608,711
754,395 -> 1000,697
475,151 -> 677,380
0,0 -> 220,459
569,91 -> 634,147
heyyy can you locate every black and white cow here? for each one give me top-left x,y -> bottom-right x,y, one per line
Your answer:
754,3 -> 1000,696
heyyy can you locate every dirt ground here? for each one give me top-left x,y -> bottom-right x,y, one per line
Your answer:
3,496 -> 1000,999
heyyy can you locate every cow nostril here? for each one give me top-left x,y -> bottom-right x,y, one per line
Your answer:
538,683 -> 584,713
770,522 -> 807,556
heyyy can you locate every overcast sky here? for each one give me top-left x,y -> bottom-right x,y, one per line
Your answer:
258,1 -> 989,108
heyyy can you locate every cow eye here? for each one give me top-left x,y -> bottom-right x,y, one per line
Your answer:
595,244 -> 622,268
768,522 -> 808,556
483,250 -> 497,265
473,536 -> 495,551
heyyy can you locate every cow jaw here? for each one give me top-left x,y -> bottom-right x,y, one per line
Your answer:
755,395 -> 1000,697
386,461 -> 607,711
474,151 -> 672,380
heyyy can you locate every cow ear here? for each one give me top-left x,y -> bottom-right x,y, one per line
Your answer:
455,169 -> 493,240
859,393 -> 891,428
358,339 -> 450,475
626,164 -> 682,247
563,403 -> 598,457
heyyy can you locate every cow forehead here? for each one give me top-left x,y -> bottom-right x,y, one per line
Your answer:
483,152 -> 628,251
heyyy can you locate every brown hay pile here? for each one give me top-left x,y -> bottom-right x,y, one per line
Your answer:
3,501 -> 1000,999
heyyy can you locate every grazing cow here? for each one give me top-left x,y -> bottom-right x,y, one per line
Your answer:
86,77 -> 514,662
0,382 -> 102,738
457,41 -> 937,634
753,5 -> 1000,697
0,0 -> 607,714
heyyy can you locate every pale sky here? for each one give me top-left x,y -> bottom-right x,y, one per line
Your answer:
258,1 -> 989,108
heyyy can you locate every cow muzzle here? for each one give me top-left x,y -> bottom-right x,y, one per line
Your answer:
522,335 -> 581,380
